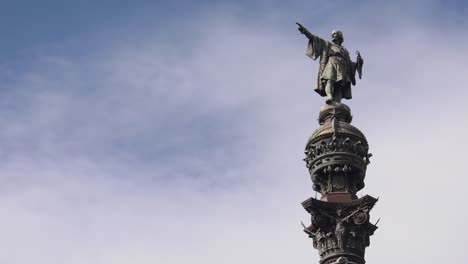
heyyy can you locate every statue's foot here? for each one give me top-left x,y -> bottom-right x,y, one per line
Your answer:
326,98 -> 333,104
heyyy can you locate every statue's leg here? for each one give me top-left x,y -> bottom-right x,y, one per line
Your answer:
337,235 -> 343,250
325,80 -> 334,103
333,86 -> 343,103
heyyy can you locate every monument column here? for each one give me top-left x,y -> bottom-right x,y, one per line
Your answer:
296,23 -> 379,264
302,104 -> 378,264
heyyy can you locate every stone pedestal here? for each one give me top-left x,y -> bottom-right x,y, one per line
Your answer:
302,103 -> 378,264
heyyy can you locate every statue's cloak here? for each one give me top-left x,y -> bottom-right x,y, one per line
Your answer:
305,35 -> 357,99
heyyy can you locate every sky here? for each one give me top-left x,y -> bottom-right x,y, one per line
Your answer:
0,1 -> 467,263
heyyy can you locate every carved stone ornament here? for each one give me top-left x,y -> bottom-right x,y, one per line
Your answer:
299,103 -> 378,264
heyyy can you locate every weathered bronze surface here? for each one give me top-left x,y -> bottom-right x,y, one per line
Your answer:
305,105 -> 370,197
297,24 -> 378,264
297,23 -> 364,104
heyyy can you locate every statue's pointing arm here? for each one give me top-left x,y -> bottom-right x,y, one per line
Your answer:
343,209 -> 360,222
296,22 -> 326,60
296,22 -> 316,40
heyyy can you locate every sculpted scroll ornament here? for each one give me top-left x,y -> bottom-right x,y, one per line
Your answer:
353,210 -> 368,225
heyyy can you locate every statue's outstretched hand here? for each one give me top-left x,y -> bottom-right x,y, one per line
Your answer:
296,22 -> 306,34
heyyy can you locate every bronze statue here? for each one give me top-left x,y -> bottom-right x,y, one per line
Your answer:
320,209 -> 361,250
296,22 -> 364,104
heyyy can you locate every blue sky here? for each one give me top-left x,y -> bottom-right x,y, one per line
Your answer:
0,1 -> 467,263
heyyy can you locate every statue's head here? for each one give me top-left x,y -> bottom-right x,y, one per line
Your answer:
331,30 -> 344,45
337,209 -> 343,217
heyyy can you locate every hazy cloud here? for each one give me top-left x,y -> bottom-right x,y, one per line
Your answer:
0,1 -> 466,263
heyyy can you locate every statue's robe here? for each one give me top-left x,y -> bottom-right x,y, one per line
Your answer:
305,35 -> 357,99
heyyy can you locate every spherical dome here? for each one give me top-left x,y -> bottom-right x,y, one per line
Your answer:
308,120 -> 368,147
303,103 -> 371,196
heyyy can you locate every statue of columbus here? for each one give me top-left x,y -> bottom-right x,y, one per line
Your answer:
297,22 -> 364,104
